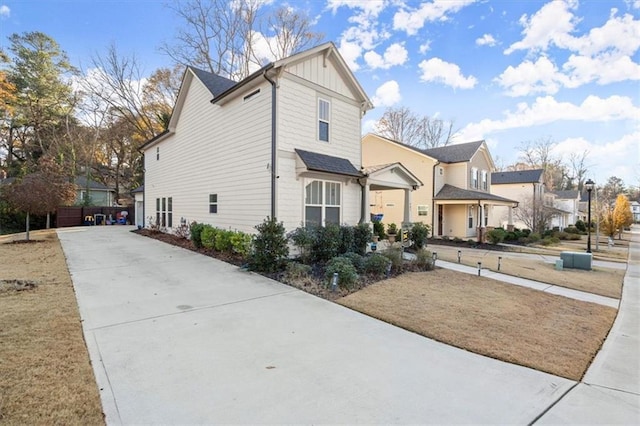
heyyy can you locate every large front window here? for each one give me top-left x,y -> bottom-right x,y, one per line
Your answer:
305,180 -> 341,226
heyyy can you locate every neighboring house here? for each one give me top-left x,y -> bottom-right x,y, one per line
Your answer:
131,185 -> 144,228
74,176 -> 116,206
491,169 -> 545,231
140,43 -> 421,233
631,200 -> 640,223
362,133 -> 517,240
550,190 -> 580,229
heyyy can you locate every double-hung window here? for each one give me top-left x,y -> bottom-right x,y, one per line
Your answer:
318,98 -> 330,142
468,206 -> 474,229
481,170 -> 488,190
471,168 -> 478,189
305,180 -> 341,226
417,205 -> 428,216
209,194 -> 218,214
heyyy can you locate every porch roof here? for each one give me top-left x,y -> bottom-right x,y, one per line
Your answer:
295,149 -> 362,178
363,162 -> 423,190
434,184 -> 518,206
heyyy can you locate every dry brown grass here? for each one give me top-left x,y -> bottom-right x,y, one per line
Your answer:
0,230 -> 104,425
431,247 -> 625,299
338,269 -> 617,381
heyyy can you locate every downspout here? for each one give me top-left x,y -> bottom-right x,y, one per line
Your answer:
263,68 -> 277,220
431,161 -> 440,235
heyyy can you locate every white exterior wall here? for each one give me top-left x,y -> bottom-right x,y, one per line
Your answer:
491,183 -> 538,229
144,76 -> 272,234
275,67 -> 363,229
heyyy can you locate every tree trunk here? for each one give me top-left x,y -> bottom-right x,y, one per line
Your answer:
46,212 -> 51,229
25,212 -> 30,241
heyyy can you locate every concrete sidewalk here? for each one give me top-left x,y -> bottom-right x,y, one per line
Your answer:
59,226 -> 575,424
536,226 -> 640,424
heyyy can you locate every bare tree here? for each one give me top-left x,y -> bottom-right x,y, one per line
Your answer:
374,106 -> 457,148
513,194 -> 556,233
161,0 -> 323,81
567,150 -> 590,191
518,137 -> 567,190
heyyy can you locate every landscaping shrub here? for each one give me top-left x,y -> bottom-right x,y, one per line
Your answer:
340,252 -> 365,273
249,217 -> 289,273
283,262 -> 312,280
325,257 -> 358,289
575,220 -> 587,232
382,246 -> 404,274
339,226 -> 355,255
564,226 -> 580,234
387,223 -> 398,236
200,224 -> 218,249
230,231 -> 252,257
311,224 -> 341,263
541,236 -> 560,246
528,232 -> 541,242
214,229 -> 234,252
504,231 -> 518,242
486,228 -> 506,245
288,226 -> 314,264
411,222 -> 430,249
352,223 -> 372,255
453,237 -> 463,243
173,220 -> 191,239
190,221 -> 205,248
412,248 -> 434,271
365,253 -> 391,277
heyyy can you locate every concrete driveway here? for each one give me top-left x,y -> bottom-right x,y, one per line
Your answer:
58,226 -> 575,424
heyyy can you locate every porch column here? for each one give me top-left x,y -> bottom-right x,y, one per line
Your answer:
402,188 -> 412,227
360,182 -> 371,224
507,205 -> 514,231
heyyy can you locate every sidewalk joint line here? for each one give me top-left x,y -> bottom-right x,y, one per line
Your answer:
528,381 -> 579,425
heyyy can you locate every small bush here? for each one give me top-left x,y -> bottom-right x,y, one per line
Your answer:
382,246 -> 404,274
486,228 -> 506,245
325,257 -> 358,289
528,232 -> 541,242
373,220 -> 385,240
412,248 -> 434,271
441,235 -> 450,241
190,222 -> 205,248
453,237 -> 463,243
387,223 -> 398,235
173,220 -> 191,239
504,231 -> 518,242
311,224 -> 341,263
352,223 -> 372,255
365,253 -> 392,277
230,231 -> 252,257
339,226 -> 355,256
249,217 -> 289,273
564,226 -> 580,234
341,252 -> 365,273
411,222 -> 430,249
288,226 -> 315,264
200,225 -> 218,249
283,262 -> 312,280
214,229 -> 234,252
541,236 -> 560,246
575,220 -> 587,232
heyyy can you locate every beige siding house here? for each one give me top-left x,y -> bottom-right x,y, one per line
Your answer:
141,43 -> 419,233
490,169 -> 544,230
362,134 -> 516,240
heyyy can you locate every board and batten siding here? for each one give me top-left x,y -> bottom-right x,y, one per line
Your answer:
144,75 -> 272,234
286,54 -> 354,100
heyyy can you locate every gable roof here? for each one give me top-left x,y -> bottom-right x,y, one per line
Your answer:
295,149 -> 362,177
434,184 -> 518,204
491,169 -> 544,184
422,141 -> 484,163
188,66 -> 236,97
552,190 -> 579,199
75,176 -> 114,191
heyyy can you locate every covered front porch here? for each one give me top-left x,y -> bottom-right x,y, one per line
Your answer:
434,184 -> 518,241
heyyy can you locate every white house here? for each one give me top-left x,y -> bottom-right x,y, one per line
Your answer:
550,190 -> 580,229
490,169 -> 545,230
140,43 -> 420,233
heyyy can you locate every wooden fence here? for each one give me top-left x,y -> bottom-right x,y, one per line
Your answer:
56,206 -> 135,228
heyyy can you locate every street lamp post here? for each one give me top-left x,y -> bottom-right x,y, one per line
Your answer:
585,179 -> 594,253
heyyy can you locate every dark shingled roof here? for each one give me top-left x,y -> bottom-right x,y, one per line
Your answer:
131,185 -> 144,194
295,149 -> 362,177
491,169 -> 544,184
75,176 -> 113,191
422,140 -> 484,163
434,184 -> 517,204
189,66 -> 237,97
552,190 -> 579,199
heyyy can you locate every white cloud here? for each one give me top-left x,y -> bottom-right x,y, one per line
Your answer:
418,58 -> 477,89
419,41 -> 431,54
338,40 -> 363,71
0,5 -> 9,18
562,53 -> 640,86
504,0 -> 579,55
563,11 -> 640,57
495,56 -> 562,96
476,34 -> 496,46
371,80 -> 401,107
364,43 -> 408,69
459,95 -> 640,141
393,0 -> 477,35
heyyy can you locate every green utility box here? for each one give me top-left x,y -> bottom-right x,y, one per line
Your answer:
560,251 -> 592,270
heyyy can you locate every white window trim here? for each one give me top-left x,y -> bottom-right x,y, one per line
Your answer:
471,167 -> 478,189
481,170 -> 488,191
417,205 -> 429,216
303,179 -> 342,226
209,193 -> 218,214
318,98 -> 330,142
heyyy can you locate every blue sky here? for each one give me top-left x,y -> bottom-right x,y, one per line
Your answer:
1,0 -> 638,188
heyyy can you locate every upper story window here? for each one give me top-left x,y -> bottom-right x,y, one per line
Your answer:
318,98 -> 330,142
471,168 -> 478,189
481,170 -> 488,190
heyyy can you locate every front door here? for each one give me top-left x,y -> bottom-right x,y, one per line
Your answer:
438,205 -> 443,236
